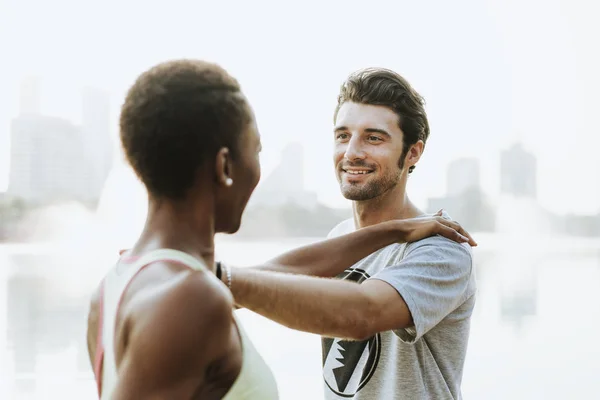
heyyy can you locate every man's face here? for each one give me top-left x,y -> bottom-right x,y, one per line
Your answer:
333,102 -> 406,201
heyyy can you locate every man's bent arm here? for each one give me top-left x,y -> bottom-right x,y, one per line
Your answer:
228,267 -> 412,341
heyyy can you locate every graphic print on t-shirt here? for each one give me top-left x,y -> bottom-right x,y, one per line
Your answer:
322,268 -> 381,397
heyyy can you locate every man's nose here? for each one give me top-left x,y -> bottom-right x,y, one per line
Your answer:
344,136 -> 366,161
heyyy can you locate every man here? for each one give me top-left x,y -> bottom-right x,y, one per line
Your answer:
219,67 -> 477,399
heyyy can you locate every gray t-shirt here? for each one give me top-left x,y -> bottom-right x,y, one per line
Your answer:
322,217 -> 476,400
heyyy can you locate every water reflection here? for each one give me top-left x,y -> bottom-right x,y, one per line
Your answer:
499,258 -> 539,331
4,253 -> 93,399
2,237 -> 600,399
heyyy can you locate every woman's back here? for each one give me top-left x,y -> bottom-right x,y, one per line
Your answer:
87,249 -> 278,399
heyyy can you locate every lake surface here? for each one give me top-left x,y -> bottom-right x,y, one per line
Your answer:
1,234 -> 599,399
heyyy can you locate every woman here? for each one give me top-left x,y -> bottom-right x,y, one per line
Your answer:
86,59 -> 473,399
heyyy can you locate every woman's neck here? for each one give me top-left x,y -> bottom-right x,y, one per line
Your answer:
131,198 -> 217,271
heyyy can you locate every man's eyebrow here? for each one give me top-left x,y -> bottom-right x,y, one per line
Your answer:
364,128 -> 391,137
334,127 -> 392,137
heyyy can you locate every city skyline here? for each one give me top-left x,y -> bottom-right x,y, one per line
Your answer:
5,78 -> 113,204
0,80 -> 596,216
1,0 -> 599,214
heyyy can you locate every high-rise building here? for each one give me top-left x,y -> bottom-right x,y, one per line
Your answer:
446,157 -> 480,197
81,87 -> 113,197
250,142 -> 317,209
427,157 -> 494,232
7,83 -> 113,205
8,115 -> 89,203
500,143 -> 537,198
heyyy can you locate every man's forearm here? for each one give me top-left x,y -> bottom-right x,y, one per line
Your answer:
230,267 -> 373,340
255,220 -> 402,277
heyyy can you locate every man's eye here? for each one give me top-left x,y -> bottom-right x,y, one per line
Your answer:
368,136 -> 382,141
336,133 -> 349,140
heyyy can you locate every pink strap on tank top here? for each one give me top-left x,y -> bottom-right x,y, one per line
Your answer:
93,279 -> 105,397
93,250 -> 208,397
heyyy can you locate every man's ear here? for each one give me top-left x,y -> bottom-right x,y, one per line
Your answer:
215,147 -> 234,187
405,140 -> 424,171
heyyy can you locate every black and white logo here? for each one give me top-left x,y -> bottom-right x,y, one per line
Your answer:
322,268 -> 381,397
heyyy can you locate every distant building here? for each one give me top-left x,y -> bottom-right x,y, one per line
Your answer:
428,188 -> 495,232
447,157 -> 481,197
81,87 -> 113,197
428,157 -> 494,232
500,143 -> 537,198
7,83 -> 113,205
249,142 -> 318,209
8,115 -> 90,204
560,213 -> 600,237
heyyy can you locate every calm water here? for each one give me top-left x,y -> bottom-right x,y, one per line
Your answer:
1,235 -> 600,399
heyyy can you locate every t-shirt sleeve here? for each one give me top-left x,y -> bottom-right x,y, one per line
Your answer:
370,235 -> 474,343
326,218 -> 355,239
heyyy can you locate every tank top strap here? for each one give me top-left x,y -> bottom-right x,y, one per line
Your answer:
118,248 -> 209,277
99,248 -> 211,398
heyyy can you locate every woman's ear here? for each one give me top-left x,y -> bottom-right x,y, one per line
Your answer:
215,147 -> 234,187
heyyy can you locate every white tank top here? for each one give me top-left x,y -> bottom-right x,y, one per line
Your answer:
93,248 -> 279,399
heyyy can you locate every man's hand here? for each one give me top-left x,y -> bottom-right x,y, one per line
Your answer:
397,210 -> 477,246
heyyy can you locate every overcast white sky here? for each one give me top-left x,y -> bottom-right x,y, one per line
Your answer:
1,0 -> 599,213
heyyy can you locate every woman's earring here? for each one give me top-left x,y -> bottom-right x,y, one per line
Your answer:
225,178 -> 233,186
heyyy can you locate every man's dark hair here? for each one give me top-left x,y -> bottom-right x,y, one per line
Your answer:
120,59 -> 250,199
334,68 -> 430,173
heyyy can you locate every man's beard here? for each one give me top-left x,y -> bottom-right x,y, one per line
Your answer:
339,167 -> 401,201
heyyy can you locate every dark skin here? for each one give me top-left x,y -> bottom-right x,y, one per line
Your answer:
86,104 -> 263,399
86,102 -> 476,398
88,266 -> 241,399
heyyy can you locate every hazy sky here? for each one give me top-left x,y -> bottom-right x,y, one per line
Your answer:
1,0 -> 599,214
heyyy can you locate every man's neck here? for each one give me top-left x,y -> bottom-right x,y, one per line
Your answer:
352,186 -> 424,229
132,197 -> 217,271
